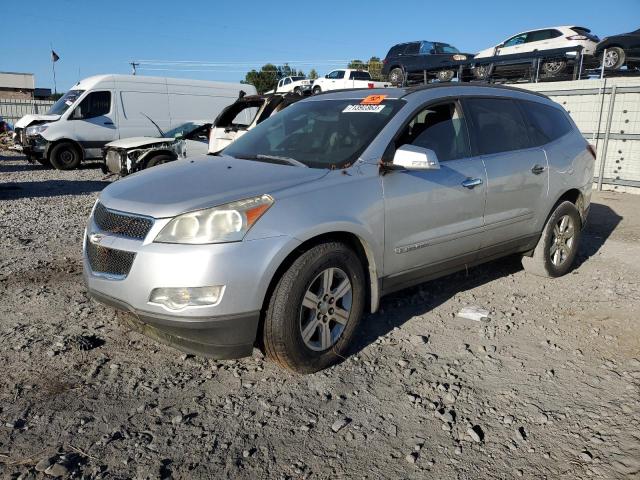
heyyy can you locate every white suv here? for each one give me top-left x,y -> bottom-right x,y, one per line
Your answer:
475,26 -> 599,59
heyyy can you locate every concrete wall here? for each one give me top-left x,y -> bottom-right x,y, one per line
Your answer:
519,77 -> 640,192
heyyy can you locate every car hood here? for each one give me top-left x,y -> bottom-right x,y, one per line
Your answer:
15,114 -> 60,129
106,137 -> 175,149
99,155 -> 330,218
474,46 -> 497,59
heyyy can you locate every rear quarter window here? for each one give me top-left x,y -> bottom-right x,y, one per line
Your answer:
519,101 -> 573,146
464,98 -> 531,155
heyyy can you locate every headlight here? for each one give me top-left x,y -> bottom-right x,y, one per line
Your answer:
154,194 -> 274,244
452,54 -> 467,61
26,124 -> 48,136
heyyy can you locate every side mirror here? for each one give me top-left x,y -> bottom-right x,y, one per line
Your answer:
392,144 -> 440,170
324,74 -> 329,78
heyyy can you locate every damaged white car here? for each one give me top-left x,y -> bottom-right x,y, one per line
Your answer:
102,122 -> 211,176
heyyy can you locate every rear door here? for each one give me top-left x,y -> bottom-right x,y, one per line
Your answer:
382,100 -> 487,290
69,90 -> 117,158
462,97 -> 548,250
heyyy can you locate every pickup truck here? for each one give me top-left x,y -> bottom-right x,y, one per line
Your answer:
265,76 -> 313,95
311,69 -> 390,94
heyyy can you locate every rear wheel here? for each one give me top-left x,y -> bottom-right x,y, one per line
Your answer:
541,59 -> 567,77
145,153 -> 175,169
263,242 -> 366,373
312,86 -> 322,95
388,68 -> 404,85
602,47 -> 626,70
521,201 -> 582,277
49,142 -> 81,170
436,70 -> 455,82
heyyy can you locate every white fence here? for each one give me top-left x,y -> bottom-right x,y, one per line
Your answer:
520,77 -> 640,191
0,98 -> 55,125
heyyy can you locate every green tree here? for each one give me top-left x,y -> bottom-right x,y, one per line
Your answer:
309,69 -> 318,80
348,59 -> 366,70
242,63 -> 279,94
367,56 -> 383,80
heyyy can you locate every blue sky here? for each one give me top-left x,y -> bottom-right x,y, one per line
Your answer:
3,0 -> 639,91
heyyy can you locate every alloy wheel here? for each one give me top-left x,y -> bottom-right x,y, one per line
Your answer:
604,50 -> 619,68
550,215 -> 575,267
299,267 -> 352,351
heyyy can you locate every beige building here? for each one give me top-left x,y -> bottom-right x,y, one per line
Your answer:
0,72 -> 35,99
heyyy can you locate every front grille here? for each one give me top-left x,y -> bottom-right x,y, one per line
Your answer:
86,239 -> 136,277
93,202 -> 153,240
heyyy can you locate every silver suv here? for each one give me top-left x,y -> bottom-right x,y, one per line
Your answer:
83,84 -> 595,373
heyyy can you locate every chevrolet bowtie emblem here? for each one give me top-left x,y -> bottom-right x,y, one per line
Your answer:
89,233 -> 104,244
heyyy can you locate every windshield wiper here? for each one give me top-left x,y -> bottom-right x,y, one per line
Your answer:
235,154 -> 308,168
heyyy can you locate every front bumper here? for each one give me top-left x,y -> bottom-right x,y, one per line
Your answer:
83,211 -> 298,358
88,288 -> 259,359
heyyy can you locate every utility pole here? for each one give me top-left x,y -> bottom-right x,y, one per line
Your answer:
130,62 -> 140,75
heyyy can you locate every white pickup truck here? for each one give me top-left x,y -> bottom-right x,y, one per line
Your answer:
311,69 -> 390,94
265,76 -> 314,95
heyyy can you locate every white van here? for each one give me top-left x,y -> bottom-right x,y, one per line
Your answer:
15,74 -> 255,169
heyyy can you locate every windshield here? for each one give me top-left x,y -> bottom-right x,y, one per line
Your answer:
163,122 -> 201,139
47,89 -> 84,115
439,45 -> 460,54
291,76 -> 305,81
223,98 -> 404,169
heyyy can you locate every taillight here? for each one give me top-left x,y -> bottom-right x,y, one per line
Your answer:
567,35 -> 588,40
368,83 -> 374,88
587,144 -> 596,159
382,58 -> 387,65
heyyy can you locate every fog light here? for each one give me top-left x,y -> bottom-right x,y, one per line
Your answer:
149,286 -> 225,310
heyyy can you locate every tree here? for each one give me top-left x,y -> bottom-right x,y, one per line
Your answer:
367,56 -> 383,80
348,59 -> 366,70
242,63 -> 279,94
309,69 -> 318,80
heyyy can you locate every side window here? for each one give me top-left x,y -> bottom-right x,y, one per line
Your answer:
327,70 -> 345,79
503,33 -> 527,47
73,91 -> 111,119
396,102 -> 470,162
527,30 -> 553,43
519,101 -> 573,146
283,78 -> 292,85
465,98 -> 530,155
419,42 -> 435,55
404,42 -> 420,55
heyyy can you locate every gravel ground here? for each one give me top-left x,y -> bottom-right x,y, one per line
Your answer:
1,150 -> 639,479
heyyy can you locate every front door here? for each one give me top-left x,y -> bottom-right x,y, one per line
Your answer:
462,97 -> 548,249
70,90 -> 117,158
382,100 -> 486,291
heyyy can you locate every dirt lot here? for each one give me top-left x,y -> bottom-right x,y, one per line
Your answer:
1,150 -> 639,479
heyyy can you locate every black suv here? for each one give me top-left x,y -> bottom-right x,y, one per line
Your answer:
596,28 -> 640,70
382,41 -> 472,84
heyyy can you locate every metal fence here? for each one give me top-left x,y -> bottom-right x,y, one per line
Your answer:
520,77 -> 640,190
0,98 -> 55,125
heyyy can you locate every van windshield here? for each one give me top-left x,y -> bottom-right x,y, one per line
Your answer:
47,89 -> 84,115
223,98 -> 404,169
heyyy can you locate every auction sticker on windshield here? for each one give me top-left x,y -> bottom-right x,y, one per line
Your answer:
361,94 -> 387,105
343,104 -> 386,113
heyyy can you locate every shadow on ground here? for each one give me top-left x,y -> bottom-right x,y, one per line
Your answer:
349,201 -> 622,357
0,180 -> 110,200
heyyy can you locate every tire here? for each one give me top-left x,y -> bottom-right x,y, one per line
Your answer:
436,70 -> 455,82
35,156 -> 51,167
49,142 -> 81,170
472,64 -> 490,80
541,59 -> 567,77
312,86 -> 322,95
145,154 -> 175,169
263,242 -> 366,373
294,87 -> 303,96
521,201 -> 582,278
602,47 -> 626,70
388,68 -> 404,85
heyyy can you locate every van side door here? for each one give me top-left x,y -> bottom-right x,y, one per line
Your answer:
69,90 -> 117,159
462,97 -> 548,253
381,100 -> 487,292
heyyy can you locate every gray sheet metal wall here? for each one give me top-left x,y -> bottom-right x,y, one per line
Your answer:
0,99 -> 55,126
519,77 -> 640,191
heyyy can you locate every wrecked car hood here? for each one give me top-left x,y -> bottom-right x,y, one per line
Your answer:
99,155 -> 329,218
15,114 -> 60,129
106,137 -> 175,149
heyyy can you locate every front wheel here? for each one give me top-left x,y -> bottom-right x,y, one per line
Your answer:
521,201 -> 582,277
145,153 -> 175,169
263,242 -> 366,373
49,142 -> 81,170
436,70 -> 455,82
312,86 -> 322,95
472,64 -> 491,80
541,59 -> 567,77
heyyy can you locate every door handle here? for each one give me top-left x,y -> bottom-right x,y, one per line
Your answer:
104,121 -> 114,125
461,177 -> 483,189
531,164 -> 545,175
